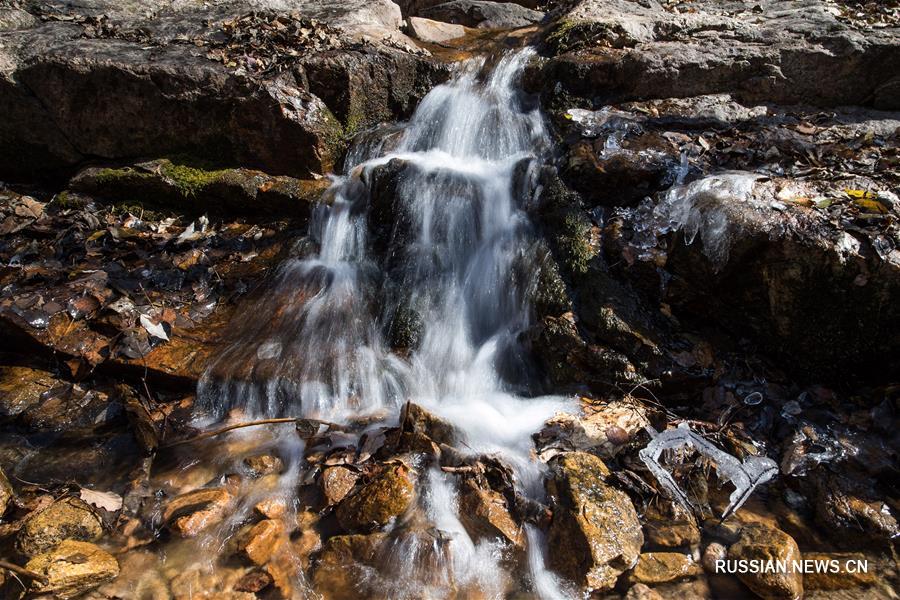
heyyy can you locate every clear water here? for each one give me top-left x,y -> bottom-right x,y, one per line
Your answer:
157,49 -> 577,598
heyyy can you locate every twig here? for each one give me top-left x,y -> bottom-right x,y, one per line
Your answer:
159,417 -> 299,448
0,559 -> 48,584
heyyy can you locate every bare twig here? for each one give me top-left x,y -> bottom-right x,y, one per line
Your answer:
0,559 -> 48,584
159,417 -> 299,448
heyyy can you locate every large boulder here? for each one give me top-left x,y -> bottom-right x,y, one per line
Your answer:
16,497 -> 104,557
335,464 -> 415,531
25,539 -> 119,599
538,0 -> 900,110
546,452 -> 643,592
0,1 -> 448,181
420,1 -> 544,29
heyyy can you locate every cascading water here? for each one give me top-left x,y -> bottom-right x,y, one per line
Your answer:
172,48 -> 576,598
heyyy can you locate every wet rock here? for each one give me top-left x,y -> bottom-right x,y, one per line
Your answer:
240,519 -> 283,566
458,477 -> 524,548
0,365 -> 61,420
407,16 -> 467,43
537,398 -> 649,459
400,401 -> 458,447
0,465 -> 12,516
16,497 -> 103,557
531,312 -> 639,392
25,539 -> 119,599
547,452 -> 643,592
727,522 -> 803,600
625,582 -> 664,600
311,533 -> 388,599
629,552 -> 702,585
70,160 -> 328,220
321,465 -> 360,507
420,1 -> 544,29
643,501 -> 701,550
811,471 -> 899,544
254,497 -> 287,520
169,564 -> 253,600
243,453 -> 284,478
802,552 -> 875,591
336,465 -> 415,531
163,487 -> 232,537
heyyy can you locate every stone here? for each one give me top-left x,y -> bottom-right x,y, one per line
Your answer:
240,519 -> 283,566
163,487 -> 232,537
625,582 -> 664,600
811,472 -> 900,544
70,161 -> 328,220
25,539 -> 119,599
458,478 -> 524,548
408,17 -> 466,43
0,1 -> 449,181
546,452 -> 643,592
243,454 -> 284,477
16,497 -> 103,557
0,365 -> 60,420
336,465 -> 415,531
538,398 -> 650,459
420,1 -> 544,29
311,533 -> 388,599
539,0 -> 900,109
0,466 -> 12,517
629,552 -> 702,585
802,552 -> 875,591
321,466 -> 360,507
728,523 -> 803,600
254,497 -> 287,520
642,501 -> 701,550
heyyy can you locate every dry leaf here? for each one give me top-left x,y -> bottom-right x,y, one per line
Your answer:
80,488 -> 123,512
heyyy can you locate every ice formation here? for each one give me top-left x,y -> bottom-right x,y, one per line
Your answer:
639,422 -> 778,519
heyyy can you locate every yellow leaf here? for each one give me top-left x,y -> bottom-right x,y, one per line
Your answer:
87,230 -> 106,242
853,198 -> 888,214
844,189 -> 877,201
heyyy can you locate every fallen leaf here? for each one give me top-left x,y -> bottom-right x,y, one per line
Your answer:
140,314 -> 170,341
80,488 -> 123,512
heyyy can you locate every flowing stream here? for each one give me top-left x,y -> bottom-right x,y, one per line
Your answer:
153,49 -> 575,599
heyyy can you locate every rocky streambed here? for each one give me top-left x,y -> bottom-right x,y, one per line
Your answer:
1,0 -> 899,599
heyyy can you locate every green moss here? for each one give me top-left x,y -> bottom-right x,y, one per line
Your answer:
159,161 -> 228,197
545,19 -> 609,54
93,166 -> 154,186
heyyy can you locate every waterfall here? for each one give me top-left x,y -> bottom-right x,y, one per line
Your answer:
194,49 -> 575,598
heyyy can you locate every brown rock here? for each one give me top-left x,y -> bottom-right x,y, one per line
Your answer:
547,452 -> 643,592
241,519 -> 283,566
25,539 -> 119,599
802,552 -> 875,591
629,552 -> 702,585
625,582 -> 664,600
0,466 -> 12,517
243,454 -> 284,477
311,533 -> 387,600
254,497 -> 287,519
458,478 -> 524,548
0,365 -> 59,419
321,466 -> 359,506
163,488 -> 232,537
643,501 -> 701,550
407,16 -> 466,43
16,497 -> 103,557
728,523 -> 803,600
234,569 -> 273,593
336,465 -> 415,531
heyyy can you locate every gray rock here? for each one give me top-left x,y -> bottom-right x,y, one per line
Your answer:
0,0 -> 449,180
539,0 -> 900,109
421,1 -> 544,29
408,16 -> 467,43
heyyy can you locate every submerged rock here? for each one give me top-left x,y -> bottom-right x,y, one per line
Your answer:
727,522 -> 803,600
335,464 -> 415,531
25,539 -> 119,599
163,487 -> 233,537
16,497 -> 103,557
239,519 -> 283,566
312,533 -> 388,600
0,465 -> 12,516
243,453 -> 284,477
458,478 -> 524,548
546,451 -> 643,592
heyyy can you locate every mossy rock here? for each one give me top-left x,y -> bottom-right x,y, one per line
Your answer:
70,158 -> 328,220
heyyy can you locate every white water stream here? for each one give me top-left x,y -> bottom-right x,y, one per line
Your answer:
182,49 -> 575,598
